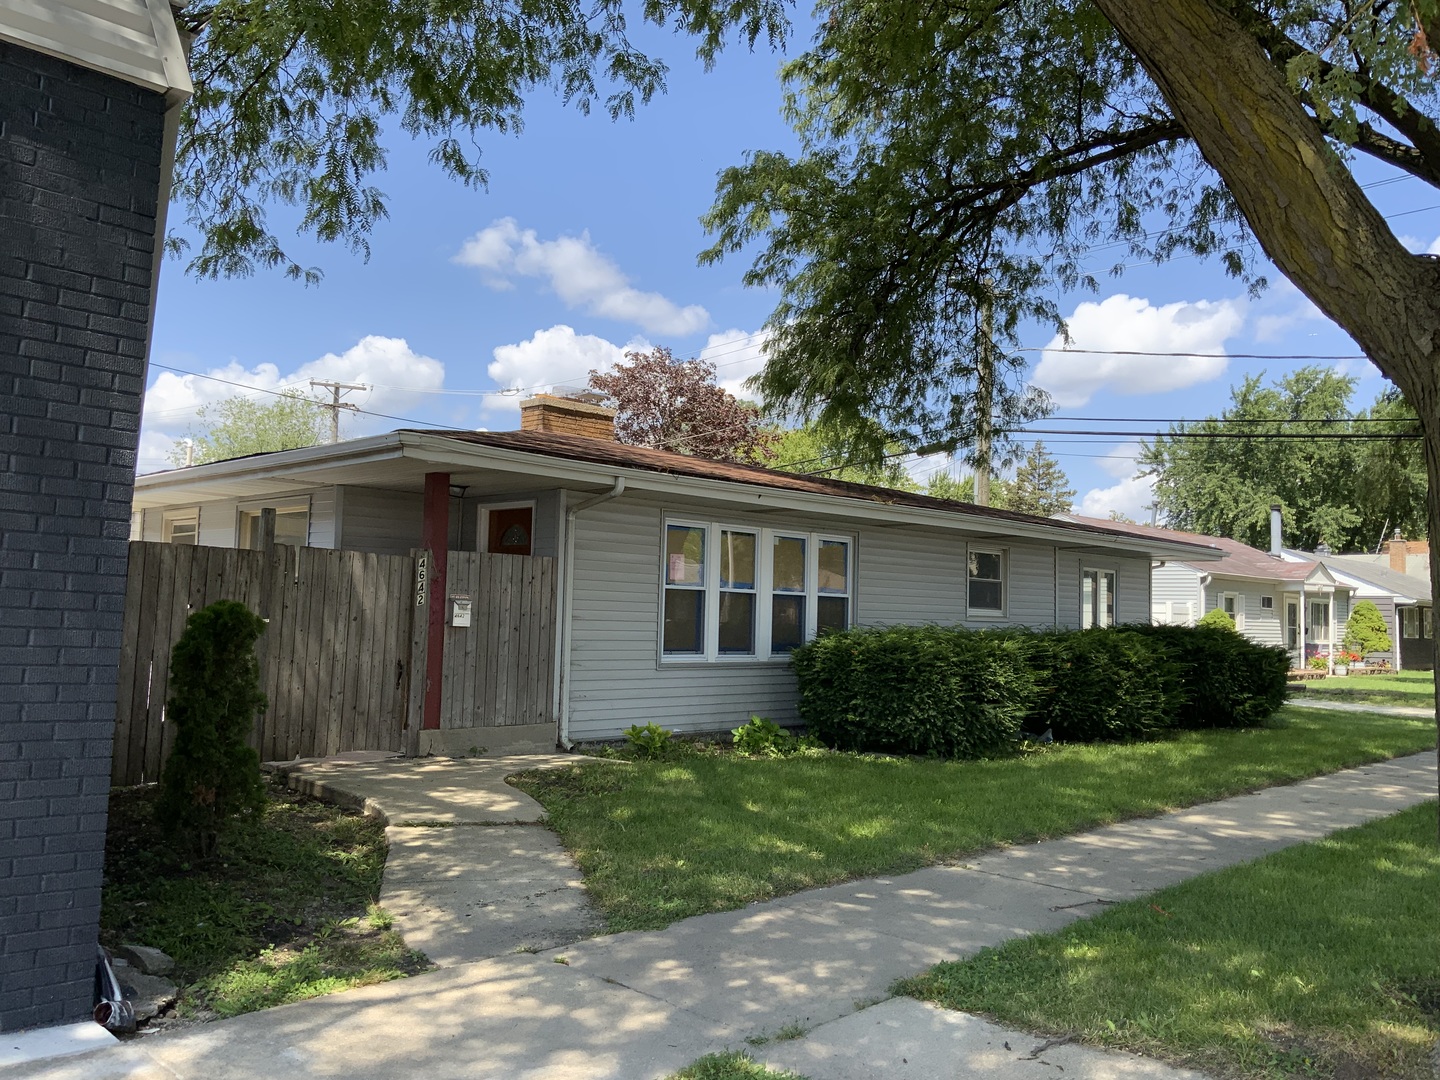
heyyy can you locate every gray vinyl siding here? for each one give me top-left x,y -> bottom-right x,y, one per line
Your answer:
337,487 -> 423,556
1151,562 -> 1201,624
565,494 -> 1157,742
1204,578 -> 1284,648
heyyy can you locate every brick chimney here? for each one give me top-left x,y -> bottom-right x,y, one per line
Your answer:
519,393 -> 616,440
1386,529 -> 1430,573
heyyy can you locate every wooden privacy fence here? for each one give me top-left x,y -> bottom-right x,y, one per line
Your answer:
440,551 -> 558,731
112,542 -> 560,786
114,541 -> 418,786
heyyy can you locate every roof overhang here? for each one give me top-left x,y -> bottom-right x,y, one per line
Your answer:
134,432 -> 1228,562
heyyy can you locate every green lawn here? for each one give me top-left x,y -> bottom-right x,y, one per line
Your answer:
1291,669 -> 1435,710
510,705 -> 1436,933
898,802 -> 1440,1079
664,1053 -> 808,1080
102,778 -> 429,1018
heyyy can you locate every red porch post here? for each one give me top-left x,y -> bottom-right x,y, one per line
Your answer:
422,472 -> 450,731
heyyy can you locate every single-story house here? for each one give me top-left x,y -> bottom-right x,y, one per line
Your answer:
130,395 -> 1222,747
1280,548 -> 1433,671
1062,512 -> 1353,669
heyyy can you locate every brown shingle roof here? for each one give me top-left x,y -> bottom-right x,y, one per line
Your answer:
1063,515 -> 1318,580
411,430 -> 1221,551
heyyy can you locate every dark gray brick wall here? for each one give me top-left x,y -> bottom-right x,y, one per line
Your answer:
0,40 -> 165,1031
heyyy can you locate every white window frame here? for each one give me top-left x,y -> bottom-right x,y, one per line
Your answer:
237,496 -> 311,550
658,518 -> 854,664
477,500 -> 538,554
1308,600 -> 1331,643
1260,595 -> 1274,611
161,507 -> 199,545
1222,592 -> 1245,631
1081,567 -> 1118,628
966,546 -> 1006,618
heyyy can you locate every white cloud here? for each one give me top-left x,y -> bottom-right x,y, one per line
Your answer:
700,328 -> 770,402
1400,232 -> 1440,255
1079,473 -> 1156,522
1429,234 -> 1440,256
455,218 -> 710,336
1098,441 -> 1145,479
1032,294 -> 1244,407
484,324 -> 648,413
138,336 -> 445,472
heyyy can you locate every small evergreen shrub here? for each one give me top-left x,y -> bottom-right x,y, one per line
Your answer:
1124,623 -> 1289,728
624,722 -> 674,759
790,625 -> 1040,758
1196,606 -> 1237,631
1343,600 -> 1393,656
156,600 -> 268,856
1027,628 -> 1182,742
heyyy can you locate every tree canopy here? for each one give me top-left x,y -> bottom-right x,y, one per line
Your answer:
588,347 -> 776,463
769,420 -> 919,488
1141,369 -> 1426,551
1005,443 -> 1077,517
170,391 -> 331,466
170,0 -> 788,282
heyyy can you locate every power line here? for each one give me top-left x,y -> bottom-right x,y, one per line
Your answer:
1016,347 -> 1368,359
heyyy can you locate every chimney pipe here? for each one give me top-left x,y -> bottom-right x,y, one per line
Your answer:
1269,504 -> 1282,558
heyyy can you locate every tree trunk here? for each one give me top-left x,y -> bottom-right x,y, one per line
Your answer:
1089,0 -> 1440,827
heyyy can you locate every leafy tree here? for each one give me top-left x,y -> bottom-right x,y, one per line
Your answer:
1140,370 -> 1426,552
769,420 -> 918,489
1197,606 -> 1237,632
588,347 -> 776,463
926,471 -> 977,503
1005,443 -> 1076,517
1344,600 -> 1394,657
1108,510 -> 1138,524
156,600 -> 267,857
171,391 -> 331,466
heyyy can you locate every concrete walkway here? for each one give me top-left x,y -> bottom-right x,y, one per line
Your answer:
1287,696 -> 1436,719
279,755 -> 605,964
16,750 -> 1436,1080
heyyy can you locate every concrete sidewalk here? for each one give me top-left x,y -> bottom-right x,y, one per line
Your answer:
15,750 -> 1436,1080
1287,696 -> 1435,719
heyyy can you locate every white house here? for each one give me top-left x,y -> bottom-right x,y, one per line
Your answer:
131,396 -> 1224,746
1281,550 -> 1433,671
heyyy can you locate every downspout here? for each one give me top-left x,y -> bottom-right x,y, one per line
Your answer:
557,477 -> 626,749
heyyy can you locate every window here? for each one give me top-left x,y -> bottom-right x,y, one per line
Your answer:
1309,600 -> 1331,642
662,521 -> 852,661
1081,568 -> 1117,628
1222,593 -> 1245,631
1260,595 -> 1274,610
482,503 -> 535,555
1403,607 -> 1434,639
240,507 -> 309,549
967,548 -> 1004,614
162,509 -> 199,545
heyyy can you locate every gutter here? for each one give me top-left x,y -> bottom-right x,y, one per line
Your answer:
556,477 -> 625,749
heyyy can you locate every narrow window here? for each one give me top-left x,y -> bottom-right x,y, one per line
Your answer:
1222,593 -> 1244,631
663,524 -> 706,654
1081,568 -> 1116,627
816,539 -> 851,635
717,529 -> 757,655
771,534 -> 807,653
968,549 -> 1004,614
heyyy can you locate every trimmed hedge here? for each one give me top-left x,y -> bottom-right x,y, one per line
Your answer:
1028,628 -> 1183,743
791,623 -> 1291,758
1121,623 -> 1290,729
790,625 -> 1039,758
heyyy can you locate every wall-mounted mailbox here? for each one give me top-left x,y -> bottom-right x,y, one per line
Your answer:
450,594 -> 472,628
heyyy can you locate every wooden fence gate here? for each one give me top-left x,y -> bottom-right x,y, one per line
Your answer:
113,541 -> 418,786
439,551 -> 559,731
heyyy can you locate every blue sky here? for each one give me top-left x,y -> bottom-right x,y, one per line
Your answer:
141,13 -> 1439,521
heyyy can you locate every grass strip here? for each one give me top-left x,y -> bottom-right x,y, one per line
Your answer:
898,802 -> 1440,1079
511,706 -> 1435,933
102,777 -> 429,1018
1291,670 -> 1435,711
664,1051 -> 809,1079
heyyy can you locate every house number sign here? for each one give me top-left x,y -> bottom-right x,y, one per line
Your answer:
415,554 -> 428,607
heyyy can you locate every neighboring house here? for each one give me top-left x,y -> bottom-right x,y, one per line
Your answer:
1280,549 -> 1434,672
131,395 -> 1223,747
1062,514 -> 1353,669
1,0 -> 190,1037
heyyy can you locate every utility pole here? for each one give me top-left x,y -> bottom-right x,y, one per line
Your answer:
974,282 -> 995,507
309,379 -> 367,444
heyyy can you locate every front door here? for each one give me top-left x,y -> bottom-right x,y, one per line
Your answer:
487,506 -> 534,556
1285,599 -> 1300,663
